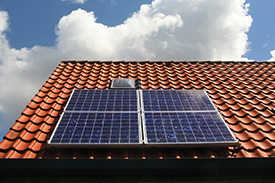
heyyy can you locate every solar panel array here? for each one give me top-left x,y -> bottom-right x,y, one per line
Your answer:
49,89 -> 238,146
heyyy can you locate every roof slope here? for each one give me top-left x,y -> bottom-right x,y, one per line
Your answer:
1,61 -> 275,159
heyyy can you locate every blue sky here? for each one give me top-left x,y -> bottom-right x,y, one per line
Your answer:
245,0 -> 275,60
1,0 -> 152,48
0,0 -> 274,139
0,0 -> 274,60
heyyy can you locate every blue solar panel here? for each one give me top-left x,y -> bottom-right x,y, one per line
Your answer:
66,90 -> 138,111
143,90 -> 215,111
145,112 -> 236,144
49,89 -> 237,147
51,112 -> 140,144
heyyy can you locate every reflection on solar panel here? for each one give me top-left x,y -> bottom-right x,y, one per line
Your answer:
145,112 -> 235,144
143,90 -> 215,111
51,112 -> 139,144
49,89 -> 238,147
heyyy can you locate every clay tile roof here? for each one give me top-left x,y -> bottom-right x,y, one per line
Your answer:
1,60 -> 275,159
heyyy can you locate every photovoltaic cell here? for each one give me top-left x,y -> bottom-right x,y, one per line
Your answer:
145,112 -> 236,144
51,112 -> 140,144
66,89 -> 138,111
143,90 -> 215,111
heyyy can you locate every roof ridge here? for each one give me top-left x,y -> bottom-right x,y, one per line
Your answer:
60,60 -> 270,63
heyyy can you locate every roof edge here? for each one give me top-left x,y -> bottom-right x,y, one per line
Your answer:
1,158 -> 275,180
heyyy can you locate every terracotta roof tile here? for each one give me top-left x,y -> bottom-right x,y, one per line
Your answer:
22,150 -> 38,158
32,96 -> 44,103
16,115 -> 30,124
19,130 -> 35,141
12,139 -> 29,151
1,61 -> 275,159
27,101 -> 40,109
0,139 -> 14,150
11,122 -> 26,131
22,108 -> 36,117
4,130 -> 20,140
5,150 -> 25,158
30,115 -> 45,124
39,123 -> 54,133
25,122 -> 40,133
28,140 -> 44,152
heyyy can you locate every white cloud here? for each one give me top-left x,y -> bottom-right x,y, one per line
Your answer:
0,0 -> 252,137
0,11 -> 9,33
55,0 -> 252,61
61,0 -> 87,4
269,50 -> 275,61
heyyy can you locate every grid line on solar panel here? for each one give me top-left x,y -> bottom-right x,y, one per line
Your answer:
144,112 -> 236,144
50,112 -> 140,144
142,90 -> 215,112
66,90 -> 138,112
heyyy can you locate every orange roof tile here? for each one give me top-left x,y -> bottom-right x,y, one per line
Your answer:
1,60 -> 275,159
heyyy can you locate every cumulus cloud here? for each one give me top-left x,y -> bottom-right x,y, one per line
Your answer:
0,0 -> 252,137
61,0 -> 87,4
0,13 -> 61,135
55,0 -> 252,60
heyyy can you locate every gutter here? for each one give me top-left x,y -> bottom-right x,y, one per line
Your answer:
0,158 -> 275,180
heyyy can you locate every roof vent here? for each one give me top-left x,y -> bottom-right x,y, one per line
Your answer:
111,79 -> 136,89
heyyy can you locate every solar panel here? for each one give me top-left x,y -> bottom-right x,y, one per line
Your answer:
49,89 -> 141,146
49,89 -> 238,147
66,89 -> 138,111
50,112 -> 140,144
144,112 -> 236,144
141,90 -> 237,146
142,90 -> 215,111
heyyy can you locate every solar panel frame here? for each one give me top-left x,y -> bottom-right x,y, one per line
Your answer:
48,112 -> 143,147
48,89 -> 143,147
139,90 -> 238,147
143,112 -> 238,146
